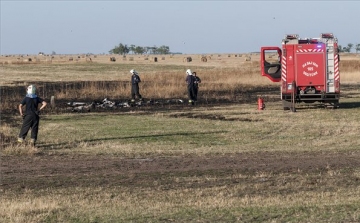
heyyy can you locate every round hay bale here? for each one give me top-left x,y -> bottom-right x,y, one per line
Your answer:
109,57 -> 116,62
129,57 -> 134,61
201,56 -> 207,62
183,57 -> 192,62
144,57 -> 149,60
245,56 -> 252,61
69,57 -> 74,61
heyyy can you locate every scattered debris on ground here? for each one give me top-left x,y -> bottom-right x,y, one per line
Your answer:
66,98 -> 185,112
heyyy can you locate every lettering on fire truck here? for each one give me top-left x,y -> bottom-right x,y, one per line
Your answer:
302,61 -> 319,77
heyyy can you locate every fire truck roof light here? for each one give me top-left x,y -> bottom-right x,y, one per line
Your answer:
285,34 -> 299,39
317,45 -> 322,48
321,33 -> 334,38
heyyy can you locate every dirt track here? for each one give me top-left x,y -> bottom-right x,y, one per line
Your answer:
2,150 -> 360,191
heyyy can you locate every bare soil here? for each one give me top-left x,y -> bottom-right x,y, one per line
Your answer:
2,150 -> 360,192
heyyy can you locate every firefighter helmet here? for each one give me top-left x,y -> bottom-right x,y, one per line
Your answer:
27,84 -> 36,95
186,69 -> 192,75
130,69 -> 137,75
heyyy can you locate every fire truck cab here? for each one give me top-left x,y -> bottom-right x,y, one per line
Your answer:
261,33 -> 340,109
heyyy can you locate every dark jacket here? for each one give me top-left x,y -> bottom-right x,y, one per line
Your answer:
20,97 -> 44,116
131,74 -> 141,85
194,76 -> 201,87
186,75 -> 195,86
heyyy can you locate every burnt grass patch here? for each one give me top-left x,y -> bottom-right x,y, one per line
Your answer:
169,112 -> 262,122
0,81 -> 280,114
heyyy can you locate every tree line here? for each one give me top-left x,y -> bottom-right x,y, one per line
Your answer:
338,43 -> 360,53
109,43 -> 170,55
108,42 -> 360,55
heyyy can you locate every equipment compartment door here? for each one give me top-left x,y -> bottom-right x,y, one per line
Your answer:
295,50 -> 325,87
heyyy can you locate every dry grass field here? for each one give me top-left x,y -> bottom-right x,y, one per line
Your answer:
1,53 -> 360,222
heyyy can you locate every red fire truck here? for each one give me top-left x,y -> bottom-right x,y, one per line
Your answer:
260,33 -> 340,110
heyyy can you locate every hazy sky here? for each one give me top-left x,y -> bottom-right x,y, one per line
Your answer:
1,0 -> 359,55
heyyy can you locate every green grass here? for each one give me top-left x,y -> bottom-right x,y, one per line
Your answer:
3,98 -> 360,221
27,98 -> 359,157
2,182 -> 360,222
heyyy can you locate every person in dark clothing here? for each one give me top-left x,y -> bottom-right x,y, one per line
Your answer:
130,69 -> 142,102
18,84 -> 47,146
192,71 -> 201,102
185,69 -> 195,105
